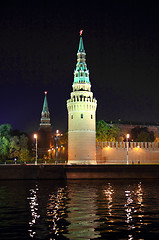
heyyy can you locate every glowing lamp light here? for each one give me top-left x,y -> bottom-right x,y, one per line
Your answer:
126,134 -> 130,165
126,134 -> 130,139
34,134 -> 38,165
34,134 -> 37,139
104,146 -> 111,150
45,91 -> 47,95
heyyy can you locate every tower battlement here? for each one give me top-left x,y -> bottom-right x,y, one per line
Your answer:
67,96 -> 97,103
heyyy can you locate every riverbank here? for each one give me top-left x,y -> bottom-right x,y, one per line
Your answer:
0,164 -> 159,179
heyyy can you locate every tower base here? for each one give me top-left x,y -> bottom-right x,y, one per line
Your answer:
68,131 -> 96,165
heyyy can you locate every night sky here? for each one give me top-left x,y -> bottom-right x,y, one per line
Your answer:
1,1 -> 159,134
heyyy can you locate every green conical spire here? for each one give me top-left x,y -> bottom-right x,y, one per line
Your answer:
40,91 -> 51,128
73,33 -> 90,84
42,91 -> 49,113
78,36 -> 85,52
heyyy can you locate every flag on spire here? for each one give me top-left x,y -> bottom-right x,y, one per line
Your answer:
80,29 -> 83,36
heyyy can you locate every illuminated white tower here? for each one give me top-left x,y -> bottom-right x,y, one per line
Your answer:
67,31 -> 97,164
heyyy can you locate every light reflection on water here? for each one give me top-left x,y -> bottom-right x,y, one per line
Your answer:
27,185 -> 40,238
0,180 -> 159,239
46,187 -> 69,237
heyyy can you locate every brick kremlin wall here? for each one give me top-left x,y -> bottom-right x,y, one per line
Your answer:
96,142 -> 159,164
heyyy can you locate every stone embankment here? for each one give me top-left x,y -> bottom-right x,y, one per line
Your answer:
0,164 -> 159,179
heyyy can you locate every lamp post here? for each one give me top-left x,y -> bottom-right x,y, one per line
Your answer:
34,134 -> 38,165
54,130 -> 63,165
126,134 -> 130,165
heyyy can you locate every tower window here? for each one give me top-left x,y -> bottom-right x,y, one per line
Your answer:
91,114 -> 93,119
81,114 -> 83,119
71,114 -> 73,119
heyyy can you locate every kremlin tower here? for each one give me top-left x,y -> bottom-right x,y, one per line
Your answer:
40,91 -> 51,129
38,91 -> 53,157
67,32 -> 97,164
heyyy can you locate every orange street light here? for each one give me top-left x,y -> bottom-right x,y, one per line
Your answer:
126,133 -> 130,139
54,130 -> 63,165
34,134 -> 38,165
126,133 -> 130,165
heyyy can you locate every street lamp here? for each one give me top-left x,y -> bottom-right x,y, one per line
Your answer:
54,130 -> 63,165
34,134 -> 38,165
126,133 -> 130,165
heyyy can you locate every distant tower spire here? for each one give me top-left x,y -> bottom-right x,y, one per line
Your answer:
40,91 -> 51,129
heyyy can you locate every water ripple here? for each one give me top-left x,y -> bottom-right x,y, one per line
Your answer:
0,180 -> 159,239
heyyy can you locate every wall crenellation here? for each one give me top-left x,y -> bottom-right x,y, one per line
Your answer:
97,141 -> 159,149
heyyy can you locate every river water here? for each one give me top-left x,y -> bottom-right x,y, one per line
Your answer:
0,179 -> 159,240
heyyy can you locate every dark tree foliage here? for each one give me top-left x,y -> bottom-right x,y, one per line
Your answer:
0,124 -> 12,161
0,124 -> 12,140
0,124 -> 31,162
130,126 -> 155,142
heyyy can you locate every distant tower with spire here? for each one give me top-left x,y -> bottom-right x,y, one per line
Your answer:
38,91 -> 53,156
67,31 -> 97,164
40,91 -> 51,129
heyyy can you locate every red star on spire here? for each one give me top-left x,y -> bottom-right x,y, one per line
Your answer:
80,30 -> 83,36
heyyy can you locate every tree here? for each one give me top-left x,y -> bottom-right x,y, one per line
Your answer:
0,124 -> 31,162
19,148 -> 30,162
9,134 -> 30,161
0,124 -> 12,140
19,134 -> 29,149
0,137 -> 9,161
19,134 -> 30,162
107,124 -> 120,142
96,120 -> 120,142
131,126 -> 155,142
0,124 -> 12,161
9,136 -> 20,158
96,120 -> 109,142
136,131 -> 150,142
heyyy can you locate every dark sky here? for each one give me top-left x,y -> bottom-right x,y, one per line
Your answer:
1,1 -> 159,133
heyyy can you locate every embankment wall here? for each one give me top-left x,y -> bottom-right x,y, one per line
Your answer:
0,164 -> 159,179
0,165 -> 65,180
